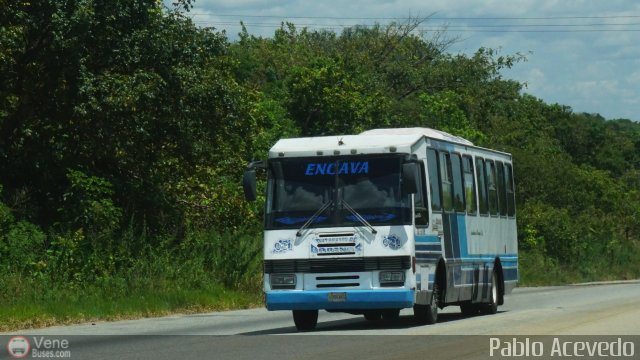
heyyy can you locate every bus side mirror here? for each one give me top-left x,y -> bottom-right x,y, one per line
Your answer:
243,170 -> 257,201
402,163 -> 419,194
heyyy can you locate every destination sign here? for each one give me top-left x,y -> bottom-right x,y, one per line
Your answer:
304,161 -> 369,176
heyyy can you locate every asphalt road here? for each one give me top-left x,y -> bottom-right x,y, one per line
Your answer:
2,281 -> 640,359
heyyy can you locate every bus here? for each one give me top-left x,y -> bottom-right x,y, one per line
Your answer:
243,127 -> 518,331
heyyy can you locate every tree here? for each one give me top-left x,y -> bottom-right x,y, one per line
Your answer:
0,0 -> 256,238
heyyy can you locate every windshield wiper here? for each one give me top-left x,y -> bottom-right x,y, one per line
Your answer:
341,200 -> 377,235
296,200 -> 333,237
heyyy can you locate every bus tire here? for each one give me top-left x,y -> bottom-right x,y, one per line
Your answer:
482,271 -> 499,315
293,310 -> 318,331
414,284 -> 438,324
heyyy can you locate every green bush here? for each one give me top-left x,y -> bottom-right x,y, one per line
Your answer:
0,186 -> 47,275
63,170 -> 122,238
0,221 -> 46,274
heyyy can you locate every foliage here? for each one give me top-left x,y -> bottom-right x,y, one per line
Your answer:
419,91 -> 486,143
63,170 -> 121,237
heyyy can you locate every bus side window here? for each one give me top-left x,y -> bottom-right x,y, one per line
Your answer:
486,159 -> 498,216
451,153 -> 465,213
463,155 -> 477,215
475,157 -> 488,215
439,152 -> 454,212
496,161 -> 507,217
414,162 -> 429,226
427,149 -> 442,212
505,163 -> 516,217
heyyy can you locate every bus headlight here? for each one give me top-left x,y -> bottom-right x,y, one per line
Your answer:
270,274 -> 296,289
379,271 -> 405,286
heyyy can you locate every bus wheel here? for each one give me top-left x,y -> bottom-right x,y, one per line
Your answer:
460,302 -> 480,316
382,309 -> 400,321
293,310 -> 318,331
364,311 -> 382,321
482,271 -> 499,315
414,284 -> 438,324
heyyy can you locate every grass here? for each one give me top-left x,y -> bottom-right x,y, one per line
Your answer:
0,225 -> 266,332
0,228 -> 265,332
519,246 -> 640,287
0,276 -> 262,332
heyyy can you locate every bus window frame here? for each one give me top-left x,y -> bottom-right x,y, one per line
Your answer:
450,152 -> 466,214
485,158 -> 499,217
427,148 -> 442,213
475,156 -> 489,217
505,162 -> 516,218
496,160 -> 508,217
462,154 -> 477,216
439,151 -> 454,213
414,160 -> 430,227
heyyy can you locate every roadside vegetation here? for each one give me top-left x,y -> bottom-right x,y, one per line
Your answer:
1,1 -> 639,330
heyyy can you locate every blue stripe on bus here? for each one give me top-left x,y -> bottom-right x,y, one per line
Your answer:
416,243 -> 441,251
415,235 -> 440,243
416,251 -> 518,263
450,213 -> 461,258
265,290 -> 415,310
452,265 -> 518,284
457,254 -> 518,260
457,214 -> 468,258
416,253 -> 441,261
442,214 -> 453,258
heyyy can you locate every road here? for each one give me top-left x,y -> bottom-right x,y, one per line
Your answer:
2,282 -> 640,359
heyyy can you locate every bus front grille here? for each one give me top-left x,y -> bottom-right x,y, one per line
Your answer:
315,275 -> 360,288
264,256 -> 410,274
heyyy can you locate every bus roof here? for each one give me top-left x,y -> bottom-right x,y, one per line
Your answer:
269,133 -> 422,157
268,127 -> 491,158
360,127 -> 474,146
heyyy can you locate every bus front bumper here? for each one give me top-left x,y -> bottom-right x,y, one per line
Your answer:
265,289 -> 414,311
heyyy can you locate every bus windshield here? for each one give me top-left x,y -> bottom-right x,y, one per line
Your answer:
265,155 -> 411,230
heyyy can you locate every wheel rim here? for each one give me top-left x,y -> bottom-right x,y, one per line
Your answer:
491,273 -> 497,304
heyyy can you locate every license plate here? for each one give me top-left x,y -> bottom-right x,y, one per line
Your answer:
328,292 -> 347,302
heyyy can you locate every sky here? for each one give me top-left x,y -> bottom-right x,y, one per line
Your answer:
184,0 -> 640,121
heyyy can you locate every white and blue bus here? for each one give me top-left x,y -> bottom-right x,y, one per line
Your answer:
243,127 -> 518,331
